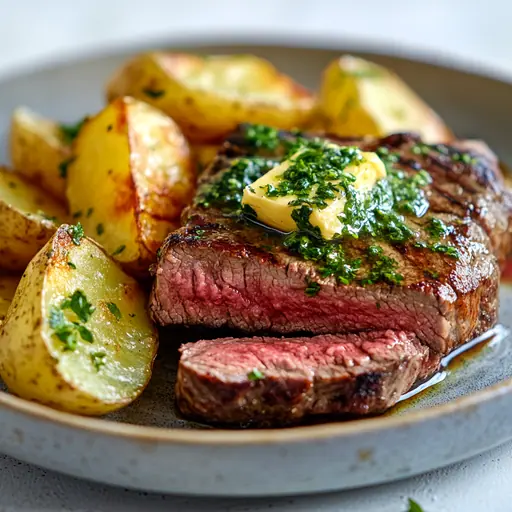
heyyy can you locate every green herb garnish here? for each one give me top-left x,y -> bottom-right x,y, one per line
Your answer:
245,124 -> 280,151
142,88 -> 165,99
406,498 -> 424,512
305,279 -> 321,297
60,117 -> 87,144
58,157 -> 75,178
247,369 -> 265,381
106,302 -> 122,321
86,207 -> 94,218
96,223 -> 104,236
90,351 -> 106,371
61,289 -> 95,323
112,245 -> 126,256
67,261 -> 77,269
66,223 -> 84,245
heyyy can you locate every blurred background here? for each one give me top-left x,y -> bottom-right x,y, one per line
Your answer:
1,0 -> 509,81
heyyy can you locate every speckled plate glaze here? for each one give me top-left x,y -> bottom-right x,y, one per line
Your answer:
0,43 -> 512,497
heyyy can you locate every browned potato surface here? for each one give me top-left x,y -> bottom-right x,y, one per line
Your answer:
67,96 -> 195,276
106,53 -> 315,142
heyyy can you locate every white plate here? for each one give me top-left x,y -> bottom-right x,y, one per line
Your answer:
0,43 -> 511,497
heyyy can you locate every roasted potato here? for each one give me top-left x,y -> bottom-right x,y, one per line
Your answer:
315,55 -> 452,143
0,168 -> 69,271
0,274 -> 19,324
106,53 -> 315,142
0,225 -> 158,415
192,143 -> 221,173
10,107 -> 72,202
66,96 -> 195,276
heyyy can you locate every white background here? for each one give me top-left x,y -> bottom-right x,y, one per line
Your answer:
1,0 -> 512,510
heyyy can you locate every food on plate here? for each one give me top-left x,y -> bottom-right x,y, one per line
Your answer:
193,143 -> 222,173
1,50 -> 511,426
0,225 -> 158,415
66,96 -> 195,276
151,124 -> 512,424
106,53 -> 315,142
0,274 -> 19,325
9,107 -> 78,202
0,168 -> 69,270
315,55 -> 453,143
177,332 -> 438,426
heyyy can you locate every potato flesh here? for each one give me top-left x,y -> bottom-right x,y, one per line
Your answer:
318,56 -> 452,143
0,169 -> 67,222
10,107 -> 70,202
45,234 -> 156,402
0,227 -> 157,415
106,53 -> 315,142
67,97 -> 194,273
67,100 -> 141,264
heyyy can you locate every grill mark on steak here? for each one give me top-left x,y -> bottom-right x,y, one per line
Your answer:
151,129 -> 509,352
176,331 -> 441,426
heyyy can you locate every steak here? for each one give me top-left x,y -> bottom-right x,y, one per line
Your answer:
151,128 -> 510,355
177,330 -> 440,426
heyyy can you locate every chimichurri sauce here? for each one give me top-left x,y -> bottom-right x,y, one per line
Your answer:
196,124 -> 461,289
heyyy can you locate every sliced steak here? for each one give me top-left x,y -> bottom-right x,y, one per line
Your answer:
177,330 -> 440,426
151,129 -> 508,355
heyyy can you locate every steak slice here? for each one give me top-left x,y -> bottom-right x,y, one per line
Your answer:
151,129 -> 508,355
177,330 -> 440,426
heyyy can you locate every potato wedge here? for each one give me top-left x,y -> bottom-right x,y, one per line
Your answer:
0,225 -> 158,415
10,107 -> 72,202
0,274 -> 19,324
106,53 -> 315,142
316,55 -> 452,143
67,96 -> 195,276
192,143 -> 221,173
0,168 -> 69,271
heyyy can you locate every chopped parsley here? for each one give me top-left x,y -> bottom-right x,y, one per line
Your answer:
60,117 -> 87,144
247,369 -> 265,381
426,217 -> 450,239
128,313 -> 136,318
48,290 -> 95,351
58,157 -> 75,178
142,88 -> 165,99
96,223 -> 104,236
305,279 -> 321,297
106,302 -> 121,321
36,210 -> 57,222
67,261 -> 77,269
198,124 -> 463,286
86,207 -> 94,218
245,124 -> 280,151
424,269 -> 440,279
90,351 -> 106,371
61,290 -> 95,323
196,157 -> 276,210
66,223 -> 84,245
112,244 -> 126,256
406,499 -> 424,512
72,210 -> 82,219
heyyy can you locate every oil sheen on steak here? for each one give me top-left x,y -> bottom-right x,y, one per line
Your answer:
151,129 -> 510,355
177,331 -> 440,426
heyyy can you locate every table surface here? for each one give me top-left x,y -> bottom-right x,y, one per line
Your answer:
2,0 -> 512,510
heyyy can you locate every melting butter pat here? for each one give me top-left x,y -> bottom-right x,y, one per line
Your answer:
241,149 -> 386,239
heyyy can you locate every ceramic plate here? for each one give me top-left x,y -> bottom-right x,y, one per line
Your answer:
0,43 -> 511,497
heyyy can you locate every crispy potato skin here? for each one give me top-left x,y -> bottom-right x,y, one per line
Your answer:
67,96 -> 195,276
314,55 -> 453,143
0,274 -> 19,324
106,53 -> 315,142
10,107 -> 70,202
0,168 -> 69,271
0,226 -> 158,416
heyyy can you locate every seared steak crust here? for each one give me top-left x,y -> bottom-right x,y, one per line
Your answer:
177,331 -> 440,426
151,129 -> 509,355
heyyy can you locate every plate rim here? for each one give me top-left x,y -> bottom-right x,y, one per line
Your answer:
1,370 -> 511,445
1,40 -> 512,448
